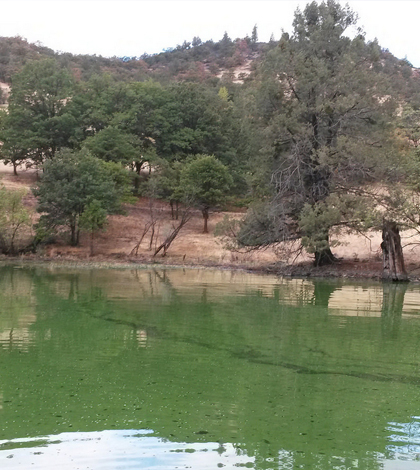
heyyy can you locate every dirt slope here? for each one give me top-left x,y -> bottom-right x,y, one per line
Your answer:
2,162 -> 420,278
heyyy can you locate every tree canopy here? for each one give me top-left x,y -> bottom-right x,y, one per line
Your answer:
0,59 -> 77,168
238,0 -> 405,265
180,154 -> 233,233
33,149 -> 132,245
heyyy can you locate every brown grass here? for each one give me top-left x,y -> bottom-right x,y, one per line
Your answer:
2,161 -> 420,278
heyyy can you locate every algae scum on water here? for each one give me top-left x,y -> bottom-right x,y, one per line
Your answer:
1,265 -> 420,469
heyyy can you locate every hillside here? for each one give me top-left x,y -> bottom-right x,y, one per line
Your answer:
0,33 -> 265,85
2,1 -> 420,281
0,32 -> 417,95
3,162 -> 420,280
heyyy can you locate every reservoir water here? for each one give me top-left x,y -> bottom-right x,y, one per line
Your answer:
0,265 -> 420,469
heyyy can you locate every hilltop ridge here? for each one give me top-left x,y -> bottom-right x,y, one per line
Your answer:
0,32 -> 266,85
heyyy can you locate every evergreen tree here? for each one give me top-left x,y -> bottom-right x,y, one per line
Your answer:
240,0 -> 402,265
251,24 -> 258,48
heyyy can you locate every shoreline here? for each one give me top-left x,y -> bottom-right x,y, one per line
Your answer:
2,163 -> 420,282
1,253 -> 418,282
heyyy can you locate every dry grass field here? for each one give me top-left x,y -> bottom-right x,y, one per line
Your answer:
2,161 -> 420,278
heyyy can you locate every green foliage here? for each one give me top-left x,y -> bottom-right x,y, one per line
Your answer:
237,201 -> 296,248
0,36 -> 55,82
240,0 -> 406,263
251,25 -> 258,49
180,154 -> 233,232
218,86 -> 229,102
144,159 -> 183,202
1,59 -> 76,168
67,73 -> 117,139
165,82 -> 239,164
0,21 -> 419,263
33,149 -> 132,245
378,149 -> 420,238
299,201 -> 342,255
180,154 -> 233,209
113,81 -> 171,165
0,185 -> 32,254
79,200 -> 108,234
79,200 -> 108,256
83,126 -> 140,165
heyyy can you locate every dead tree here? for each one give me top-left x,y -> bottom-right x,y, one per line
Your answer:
153,210 -> 191,257
130,199 -> 163,256
130,221 -> 153,256
381,220 -> 408,282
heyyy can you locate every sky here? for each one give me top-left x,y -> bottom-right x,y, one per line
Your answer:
0,0 -> 418,66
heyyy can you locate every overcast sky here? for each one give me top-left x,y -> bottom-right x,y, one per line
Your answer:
0,1 -> 418,66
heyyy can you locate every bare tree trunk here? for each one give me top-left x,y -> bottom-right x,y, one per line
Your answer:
135,161 -> 143,175
153,210 -> 191,257
70,221 -> 77,246
130,222 -> 152,256
146,199 -> 162,250
170,200 -> 174,220
202,208 -> 209,234
169,200 -> 180,220
314,233 -> 337,267
90,231 -> 94,257
149,223 -> 156,250
314,247 -> 337,267
381,220 -> 408,282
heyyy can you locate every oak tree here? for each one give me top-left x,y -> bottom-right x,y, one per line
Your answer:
33,149 -> 131,245
0,59 -> 76,169
180,154 -> 232,233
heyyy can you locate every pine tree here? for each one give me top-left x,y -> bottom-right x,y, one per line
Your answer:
240,0 -> 403,266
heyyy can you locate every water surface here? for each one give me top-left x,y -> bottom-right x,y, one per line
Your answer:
1,265 -> 420,469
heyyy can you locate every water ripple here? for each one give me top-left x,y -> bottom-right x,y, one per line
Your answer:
0,430 -> 253,470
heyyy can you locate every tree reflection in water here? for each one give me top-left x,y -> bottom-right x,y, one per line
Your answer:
0,266 -> 420,470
